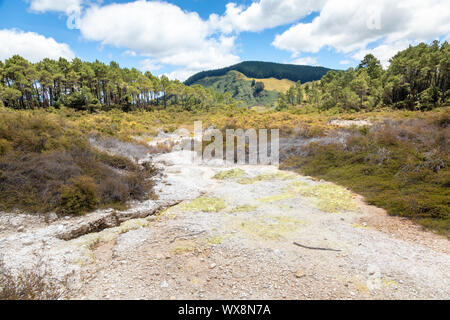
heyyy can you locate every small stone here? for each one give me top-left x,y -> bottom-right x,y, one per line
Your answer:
17,226 -> 25,232
210,263 -> 217,269
22,239 -> 34,246
161,281 -> 169,288
295,270 -> 306,278
48,213 -> 58,223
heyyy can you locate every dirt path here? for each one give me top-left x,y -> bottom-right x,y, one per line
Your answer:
73,150 -> 449,300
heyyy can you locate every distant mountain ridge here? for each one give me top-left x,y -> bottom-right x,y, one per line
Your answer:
184,61 -> 334,86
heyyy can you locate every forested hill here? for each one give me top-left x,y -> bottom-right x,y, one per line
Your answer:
185,61 -> 334,85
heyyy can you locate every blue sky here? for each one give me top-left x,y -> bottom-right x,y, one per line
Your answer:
0,0 -> 448,80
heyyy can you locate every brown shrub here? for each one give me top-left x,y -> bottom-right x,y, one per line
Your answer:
0,257 -> 68,300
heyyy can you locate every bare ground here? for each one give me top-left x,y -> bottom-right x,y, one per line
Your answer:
1,138 -> 449,300
75,151 -> 449,300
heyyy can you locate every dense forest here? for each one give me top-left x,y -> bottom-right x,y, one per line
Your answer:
185,61 -> 333,86
278,41 -> 450,111
0,56 -> 235,112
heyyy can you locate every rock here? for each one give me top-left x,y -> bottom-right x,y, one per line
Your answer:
295,270 -> 306,278
17,226 -> 25,232
22,239 -> 34,246
161,281 -> 169,288
210,263 -> 217,269
48,213 -> 58,223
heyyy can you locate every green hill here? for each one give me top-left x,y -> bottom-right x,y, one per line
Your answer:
185,61 -> 333,85
192,70 -> 280,106
185,61 -> 334,106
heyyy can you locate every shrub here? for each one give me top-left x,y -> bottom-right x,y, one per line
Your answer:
59,176 -> 99,215
0,257 -> 68,300
0,109 -> 157,215
280,113 -> 450,236
0,138 -> 11,156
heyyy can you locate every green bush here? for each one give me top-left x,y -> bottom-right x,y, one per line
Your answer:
58,176 -> 99,215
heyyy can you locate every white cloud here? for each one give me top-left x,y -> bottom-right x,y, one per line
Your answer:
29,0 -> 83,14
76,1 -> 240,80
339,60 -> 351,65
0,29 -> 75,62
209,0 -> 326,33
291,56 -> 319,66
273,0 -> 450,66
352,40 -> 413,68
164,69 -> 199,82
141,59 -> 162,72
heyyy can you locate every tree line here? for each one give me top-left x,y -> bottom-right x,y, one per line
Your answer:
278,41 -> 449,111
0,56 -> 235,111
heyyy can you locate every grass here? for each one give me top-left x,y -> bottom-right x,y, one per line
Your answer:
242,75 -> 295,93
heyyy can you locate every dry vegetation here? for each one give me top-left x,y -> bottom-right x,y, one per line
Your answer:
0,104 -> 448,235
0,108 -> 157,216
0,257 -> 68,300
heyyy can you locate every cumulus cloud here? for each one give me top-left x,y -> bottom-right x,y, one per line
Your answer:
352,40 -> 413,68
0,29 -> 75,62
29,0 -> 83,13
76,1 -> 239,80
28,0 -> 105,28
291,56 -> 319,66
141,59 -> 162,72
209,0 -> 326,33
273,0 -> 450,66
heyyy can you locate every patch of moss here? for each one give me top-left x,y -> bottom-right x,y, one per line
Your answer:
285,181 -> 358,213
172,240 -> 197,255
237,171 -> 296,185
382,278 -> 399,288
235,215 -> 306,240
207,235 -> 231,245
259,193 -> 296,203
352,223 -> 370,230
229,205 -> 259,213
179,197 -> 227,213
213,169 -> 246,180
